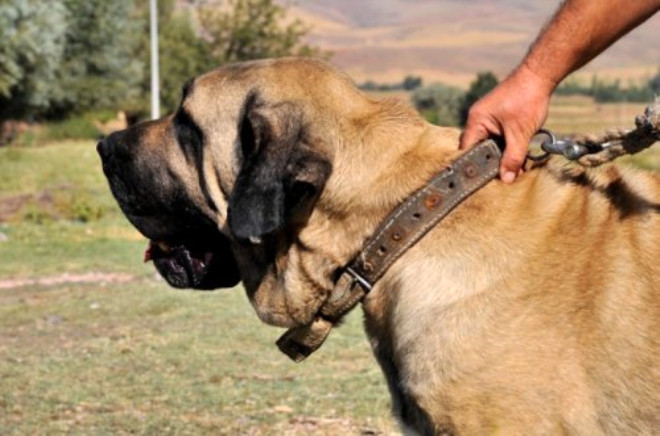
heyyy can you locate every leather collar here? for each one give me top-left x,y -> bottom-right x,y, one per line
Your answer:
278,139 -> 503,361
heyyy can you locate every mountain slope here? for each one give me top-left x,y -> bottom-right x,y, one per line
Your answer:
284,0 -> 659,86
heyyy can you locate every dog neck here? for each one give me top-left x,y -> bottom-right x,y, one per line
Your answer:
331,100 -> 464,216
277,106 -> 502,361
307,101 -> 466,272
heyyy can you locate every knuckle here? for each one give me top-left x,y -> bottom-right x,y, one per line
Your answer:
467,105 -> 485,119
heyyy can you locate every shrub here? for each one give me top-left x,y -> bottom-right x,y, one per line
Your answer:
411,83 -> 464,126
20,201 -> 55,225
17,189 -> 107,224
556,72 -> 660,103
53,190 -> 106,223
403,75 -> 423,91
45,116 -> 101,141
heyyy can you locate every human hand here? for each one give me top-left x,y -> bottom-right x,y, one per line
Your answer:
459,64 -> 556,183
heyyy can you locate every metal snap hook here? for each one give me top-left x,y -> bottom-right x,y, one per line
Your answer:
527,129 -> 555,162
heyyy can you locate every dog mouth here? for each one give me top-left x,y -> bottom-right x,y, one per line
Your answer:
144,239 -> 241,290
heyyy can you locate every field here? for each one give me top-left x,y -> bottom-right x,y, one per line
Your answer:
0,142 -> 396,435
547,95 -> 651,136
1,98 -> 658,435
546,96 -> 660,170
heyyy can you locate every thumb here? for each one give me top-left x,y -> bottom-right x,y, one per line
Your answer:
499,131 -> 529,183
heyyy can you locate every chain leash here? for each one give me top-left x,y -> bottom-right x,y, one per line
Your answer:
528,101 -> 660,167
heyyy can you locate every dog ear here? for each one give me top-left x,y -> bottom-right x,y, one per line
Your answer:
228,102 -> 331,243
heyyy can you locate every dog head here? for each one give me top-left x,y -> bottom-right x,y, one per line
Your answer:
99,57 -> 434,327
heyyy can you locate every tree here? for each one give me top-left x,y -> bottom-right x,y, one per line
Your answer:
0,0 -> 68,120
1,0 -> 323,122
127,0 -> 323,118
0,0 -> 143,121
129,0 -> 211,115
459,71 -> 499,127
53,0 -> 144,117
129,0 -> 324,117
158,13 -> 212,112
198,0 -> 321,65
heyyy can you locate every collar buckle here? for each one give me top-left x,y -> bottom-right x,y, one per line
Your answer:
345,266 -> 372,292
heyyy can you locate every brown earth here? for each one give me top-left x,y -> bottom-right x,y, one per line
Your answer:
0,272 -> 135,291
0,185 -> 74,222
280,0 -> 660,86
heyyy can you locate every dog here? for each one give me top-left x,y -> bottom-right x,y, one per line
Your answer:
98,57 -> 659,435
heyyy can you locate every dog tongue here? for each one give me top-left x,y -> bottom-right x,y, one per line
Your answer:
144,240 -> 214,274
142,238 -> 239,290
144,242 -> 155,263
144,241 -> 173,263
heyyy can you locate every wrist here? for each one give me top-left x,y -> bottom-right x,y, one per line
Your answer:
513,61 -> 561,96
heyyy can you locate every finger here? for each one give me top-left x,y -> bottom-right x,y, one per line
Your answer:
499,132 -> 530,183
500,130 -> 531,183
459,121 -> 489,150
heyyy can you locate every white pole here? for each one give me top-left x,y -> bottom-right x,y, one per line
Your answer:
149,0 -> 160,119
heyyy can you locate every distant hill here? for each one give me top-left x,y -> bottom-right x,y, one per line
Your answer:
281,0 -> 659,87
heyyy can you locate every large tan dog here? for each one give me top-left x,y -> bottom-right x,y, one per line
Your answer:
98,58 -> 659,434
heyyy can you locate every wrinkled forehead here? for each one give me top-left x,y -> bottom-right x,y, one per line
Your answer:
166,58 -> 357,191
166,60 -> 327,205
180,59 -> 347,118
180,66 -> 255,128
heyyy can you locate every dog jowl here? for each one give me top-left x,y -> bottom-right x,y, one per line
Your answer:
97,112 -> 241,290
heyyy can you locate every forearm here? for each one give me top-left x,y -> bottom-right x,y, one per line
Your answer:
520,0 -> 660,91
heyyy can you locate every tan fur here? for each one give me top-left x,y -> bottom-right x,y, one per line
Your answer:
145,58 -> 660,434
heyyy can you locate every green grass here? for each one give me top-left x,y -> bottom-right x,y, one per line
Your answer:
0,281 -> 393,435
0,141 -> 395,434
0,141 -> 146,278
0,141 -> 106,196
0,221 -> 147,278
